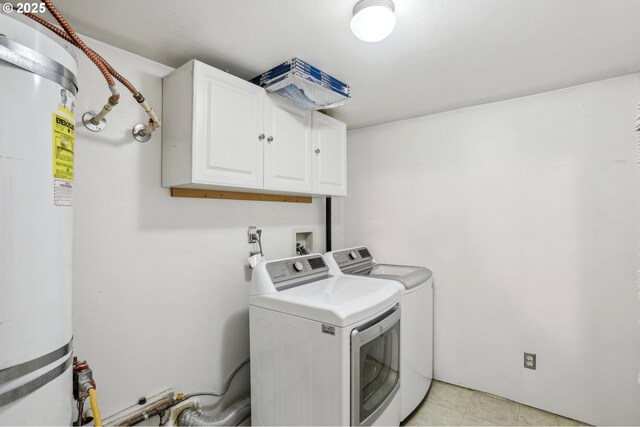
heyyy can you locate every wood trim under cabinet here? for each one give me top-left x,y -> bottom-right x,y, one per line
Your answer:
171,188 -> 312,203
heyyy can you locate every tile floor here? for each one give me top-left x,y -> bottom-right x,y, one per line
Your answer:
402,381 -> 588,426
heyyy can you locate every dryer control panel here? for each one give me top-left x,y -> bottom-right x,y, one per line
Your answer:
266,255 -> 330,290
332,247 -> 374,270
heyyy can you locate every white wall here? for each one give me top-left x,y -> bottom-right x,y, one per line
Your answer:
71,38 -> 326,418
337,74 -> 640,425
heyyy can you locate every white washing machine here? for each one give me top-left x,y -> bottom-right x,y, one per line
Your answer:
250,254 -> 403,426
325,247 -> 434,420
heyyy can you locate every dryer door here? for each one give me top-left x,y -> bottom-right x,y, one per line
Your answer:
350,304 -> 400,426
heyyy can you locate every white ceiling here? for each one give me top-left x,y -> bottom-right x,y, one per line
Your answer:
30,0 -> 640,129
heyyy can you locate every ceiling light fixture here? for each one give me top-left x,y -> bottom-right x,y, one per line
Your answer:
350,0 -> 396,43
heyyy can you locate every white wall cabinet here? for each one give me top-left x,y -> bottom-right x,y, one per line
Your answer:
193,61 -> 266,188
312,112 -> 347,196
264,97 -> 313,193
162,59 -> 345,197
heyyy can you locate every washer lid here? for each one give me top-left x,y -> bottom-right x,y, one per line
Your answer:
250,275 -> 402,327
363,264 -> 433,290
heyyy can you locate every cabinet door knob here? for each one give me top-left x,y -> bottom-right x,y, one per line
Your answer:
258,134 -> 265,141
315,149 -> 321,154
267,136 -> 273,143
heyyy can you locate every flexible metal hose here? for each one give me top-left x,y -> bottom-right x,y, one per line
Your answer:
20,0 -> 120,126
22,12 -> 137,94
23,4 -> 160,133
182,359 -> 250,400
177,396 -> 251,427
41,0 -> 117,96
88,388 -> 102,427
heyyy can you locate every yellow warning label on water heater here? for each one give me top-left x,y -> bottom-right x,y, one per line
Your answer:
52,113 -> 75,181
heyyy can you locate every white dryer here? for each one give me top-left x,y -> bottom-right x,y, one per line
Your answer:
325,247 -> 434,420
250,254 -> 403,426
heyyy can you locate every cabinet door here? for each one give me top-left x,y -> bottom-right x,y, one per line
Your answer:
263,97 -> 313,193
193,62 -> 265,188
312,112 -> 347,196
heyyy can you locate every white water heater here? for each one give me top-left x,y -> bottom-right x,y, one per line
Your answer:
0,13 -> 76,425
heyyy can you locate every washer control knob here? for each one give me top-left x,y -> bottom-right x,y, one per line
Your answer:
349,251 -> 358,260
293,261 -> 304,272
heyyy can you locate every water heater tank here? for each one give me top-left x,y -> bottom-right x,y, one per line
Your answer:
0,13 -> 77,425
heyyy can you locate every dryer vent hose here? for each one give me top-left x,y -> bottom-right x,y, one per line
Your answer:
177,396 -> 251,426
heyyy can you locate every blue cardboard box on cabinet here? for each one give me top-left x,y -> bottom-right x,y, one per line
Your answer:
250,58 -> 351,110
